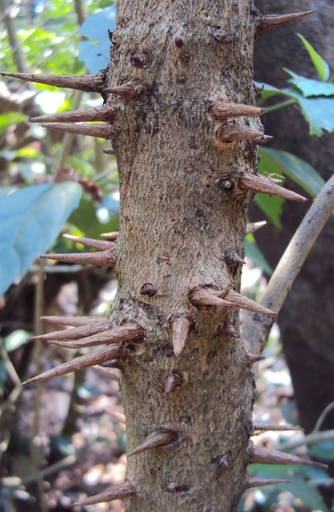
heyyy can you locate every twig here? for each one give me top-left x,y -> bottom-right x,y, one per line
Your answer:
242,173 -> 334,355
313,401 -> 334,433
276,429 -> 334,453
0,0 -> 27,73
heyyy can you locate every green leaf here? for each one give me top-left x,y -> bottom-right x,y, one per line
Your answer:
285,70 -> 334,97
253,193 -> 284,229
259,148 -> 325,197
0,360 -> 7,389
0,182 -> 82,296
69,194 -> 118,239
286,90 -> 334,136
254,81 -> 286,101
308,441 -> 334,462
3,330 -> 31,352
297,34 -> 330,82
245,237 -> 272,275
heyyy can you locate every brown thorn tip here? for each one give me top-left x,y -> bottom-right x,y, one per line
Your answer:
161,371 -> 183,394
0,71 -> 105,92
245,354 -> 265,367
104,81 -> 146,101
40,249 -> 116,268
245,477 -> 291,489
110,411 -> 126,424
62,233 -> 114,251
40,315 -> 104,326
41,122 -> 110,139
74,482 -> 136,506
100,231 -> 119,240
246,221 -> 267,235
21,343 -> 124,386
103,147 -> 115,154
29,105 -> 114,124
209,100 -> 264,120
239,172 -> 307,203
257,11 -> 315,36
189,287 -> 237,309
224,289 -> 276,316
28,320 -> 110,342
249,445 -> 328,469
128,428 -> 178,457
216,124 -> 272,144
170,314 -> 194,356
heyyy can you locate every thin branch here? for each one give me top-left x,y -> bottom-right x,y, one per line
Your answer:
313,401 -> 334,433
276,429 -> 334,453
0,0 -> 27,73
243,173 -> 334,355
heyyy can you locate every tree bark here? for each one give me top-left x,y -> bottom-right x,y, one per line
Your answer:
108,1 -> 259,510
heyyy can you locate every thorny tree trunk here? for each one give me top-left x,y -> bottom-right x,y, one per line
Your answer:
110,1 -> 257,510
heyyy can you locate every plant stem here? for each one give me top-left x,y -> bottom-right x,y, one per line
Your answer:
263,99 -> 296,114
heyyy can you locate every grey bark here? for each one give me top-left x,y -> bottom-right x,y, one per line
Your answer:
254,0 -> 334,432
108,1 -> 259,510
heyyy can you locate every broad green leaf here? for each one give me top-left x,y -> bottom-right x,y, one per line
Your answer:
308,441 -> 334,462
259,148 -> 325,197
3,329 -> 31,352
285,70 -> 334,97
286,90 -> 334,136
69,194 -> 119,238
245,238 -> 272,275
253,193 -> 284,229
0,182 -> 82,296
0,186 -> 17,198
297,34 -> 330,82
0,113 -> 27,134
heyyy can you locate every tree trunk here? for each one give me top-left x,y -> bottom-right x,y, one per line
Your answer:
109,1 -> 258,510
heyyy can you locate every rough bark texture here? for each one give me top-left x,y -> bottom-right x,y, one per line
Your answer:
106,1 -> 259,510
254,0 -> 334,433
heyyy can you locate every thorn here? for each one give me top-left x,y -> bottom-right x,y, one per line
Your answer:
104,81 -> 147,101
128,428 -> 178,456
224,249 -> 246,266
48,322 -> 144,349
39,249 -> 116,268
189,286 -> 237,309
62,234 -> 114,251
22,343 -> 125,386
249,445 -> 328,469
103,147 -> 115,154
41,122 -> 110,139
29,105 -> 114,124
245,221 -> 267,235
226,325 -> 240,338
174,36 -> 184,48
110,411 -> 126,424
216,124 -> 272,144
245,477 -> 291,489
0,71 -> 105,92
28,320 -> 111,342
100,359 -> 124,371
209,100 -> 265,120
100,231 -> 119,240
239,172 -> 307,202
253,423 -> 304,434
245,353 -> 265,367
130,49 -> 153,69
161,371 -> 183,394
207,287 -> 276,316
140,282 -> 157,297
256,11 -> 314,36
41,316 -> 104,327
169,314 -> 194,356
74,482 -> 136,506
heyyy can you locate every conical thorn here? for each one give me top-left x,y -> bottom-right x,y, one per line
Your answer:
256,11 -> 314,36
253,423 -> 303,434
0,71 -> 105,92
239,172 -> 307,202
216,124 -> 272,144
226,325 -> 240,338
101,231 -> 119,240
208,287 -> 276,316
161,370 -> 183,395
128,428 -> 178,457
103,147 -> 115,154
209,100 -> 264,120
110,411 -> 126,424
48,322 -> 143,349
29,105 -> 114,124
41,122 -> 110,139
224,249 -> 246,266
169,314 -> 194,356
245,353 -> 265,367
189,287 -> 238,309
245,477 -> 291,489
41,315 -> 104,327
22,343 -> 125,386
62,233 -> 114,251
28,320 -> 110,342
40,249 -> 116,268
245,221 -> 267,235
74,482 -> 136,506
249,444 -> 328,469
104,81 -> 147,101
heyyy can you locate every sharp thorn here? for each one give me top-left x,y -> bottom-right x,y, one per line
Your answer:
245,353 -> 265,367
128,428 -> 178,457
39,249 -> 116,268
22,343 -> 125,386
256,11 -> 315,36
245,221 -> 267,235
100,231 -> 119,240
216,124 -> 272,144
189,286 -> 238,309
104,81 -> 147,101
41,122 -> 110,139
29,105 -> 114,124
62,234 -> 114,251
0,71 -> 105,92
253,423 -> 304,434
169,314 -> 194,356
239,172 -> 307,202
245,477 -> 291,489
209,100 -> 265,120
110,410 -> 126,424
100,359 -> 124,371
249,444 -> 328,469
224,289 -> 276,316
161,371 -> 183,395
103,147 -> 116,154
28,320 -> 111,342
74,482 -> 136,506
40,316 -> 104,327
48,323 -> 144,349
224,249 -> 246,266
226,325 -> 240,338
